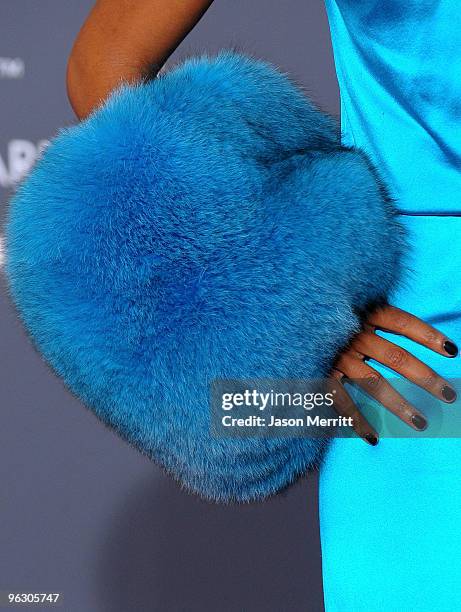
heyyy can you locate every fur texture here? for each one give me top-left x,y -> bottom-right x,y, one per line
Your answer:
6,52 -> 404,502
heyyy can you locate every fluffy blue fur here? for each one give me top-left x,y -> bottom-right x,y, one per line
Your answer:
6,52 -> 404,502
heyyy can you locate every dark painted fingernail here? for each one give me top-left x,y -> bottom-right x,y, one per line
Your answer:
365,433 -> 379,446
442,385 -> 457,403
444,340 -> 458,357
411,414 -> 428,431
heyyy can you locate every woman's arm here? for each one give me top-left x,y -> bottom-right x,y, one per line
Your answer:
66,1 -> 458,445
67,0 -> 214,119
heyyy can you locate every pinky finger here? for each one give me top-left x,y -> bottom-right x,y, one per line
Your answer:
329,370 -> 379,446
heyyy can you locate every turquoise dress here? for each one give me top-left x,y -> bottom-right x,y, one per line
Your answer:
321,2 -> 461,610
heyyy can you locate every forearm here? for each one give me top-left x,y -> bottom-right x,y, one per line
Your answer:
67,0 -> 214,119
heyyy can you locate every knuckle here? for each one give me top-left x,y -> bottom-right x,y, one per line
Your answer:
364,371 -> 383,390
335,354 -> 359,375
385,347 -> 407,368
420,373 -> 438,390
392,312 -> 410,332
398,400 -> 413,419
423,328 -> 439,344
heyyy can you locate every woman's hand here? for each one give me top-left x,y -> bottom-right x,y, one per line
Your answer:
331,305 -> 458,445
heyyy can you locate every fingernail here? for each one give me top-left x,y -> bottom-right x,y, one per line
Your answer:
442,385 -> 457,403
365,433 -> 379,446
444,340 -> 458,357
411,414 -> 428,431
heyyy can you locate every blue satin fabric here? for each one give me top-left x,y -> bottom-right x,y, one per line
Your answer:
325,0 -> 461,215
321,2 -> 461,610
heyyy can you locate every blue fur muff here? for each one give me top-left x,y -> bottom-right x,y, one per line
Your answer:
6,53 -> 403,502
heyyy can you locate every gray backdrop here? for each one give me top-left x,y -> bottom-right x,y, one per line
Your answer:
0,2 -> 339,610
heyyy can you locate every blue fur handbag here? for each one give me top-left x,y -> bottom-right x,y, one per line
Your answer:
5,52 -> 404,501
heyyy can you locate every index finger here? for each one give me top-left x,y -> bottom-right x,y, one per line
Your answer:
366,305 -> 458,358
